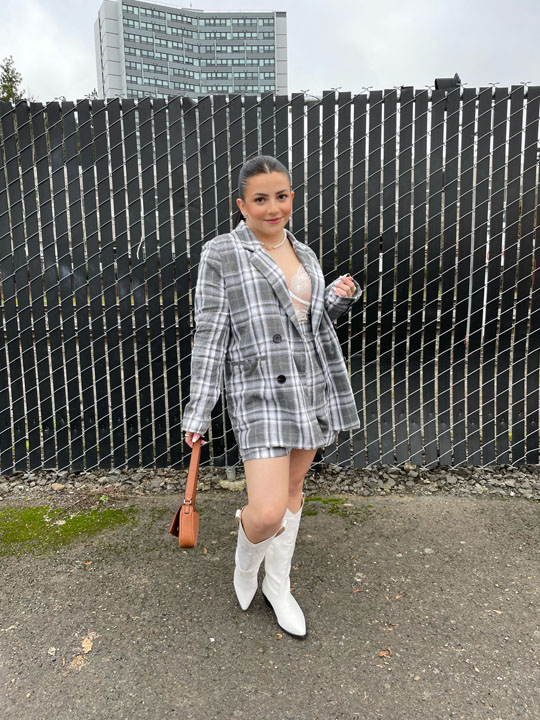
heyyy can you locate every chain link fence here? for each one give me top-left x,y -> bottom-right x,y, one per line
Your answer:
0,87 -> 539,474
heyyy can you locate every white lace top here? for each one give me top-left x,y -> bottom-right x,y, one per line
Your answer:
288,263 -> 312,323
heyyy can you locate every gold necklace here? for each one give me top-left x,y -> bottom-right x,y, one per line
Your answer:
262,230 -> 287,251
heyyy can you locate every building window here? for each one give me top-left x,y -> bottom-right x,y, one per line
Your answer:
140,7 -> 166,19
172,69 -> 199,79
168,13 -> 195,24
140,21 -> 166,33
122,4 -> 138,15
201,31 -> 230,40
202,71 -> 232,79
231,18 -> 257,26
125,32 -> 154,45
247,45 -> 274,54
200,17 -> 229,26
234,71 -> 258,79
142,63 -> 168,74
205,85 -> 232,92
170,27 -> 195,38
232,31 -> 258,39
216,44 -> 245,53
172,82 -> 199,92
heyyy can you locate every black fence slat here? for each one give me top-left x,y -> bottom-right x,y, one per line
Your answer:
229,95 -> 244,201
0,104 -> 21,473
62,102 -> 86,471
350,93 -> 367,468
154,98 -> 176,467
453,88 -> 476,465
438,88 -> 460,466
483,88 -> 508,465
46,102 -> 71,471
92,100 -> 115,469
525,87 -> 540,464
468,88 -> 493,465
143,99 -> 167,469
306,98 -> 321,253
275,94 -> 289,170
409,90 -> 428,465
290,93 -> 305,240
244,94 -> 259,158
107,98 -> 129,469
380,89 -> 397,464
394,87 -> 414,465
320,91 -> 339,464
77,100 -> 100,469
260,92 -> 274,156
214,95 -> 231,237
365,90 -> 383,465
498,86 -> 524,464
121,99 -> 143,468
138,98 -> 160,468
335,91 -> 353,466
423,90 -> 445,467
15,102 -> 41,470
511,86 -> 532,465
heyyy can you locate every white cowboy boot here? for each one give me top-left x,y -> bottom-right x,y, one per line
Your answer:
261,494 -> 307,638
234,506 -> 286,611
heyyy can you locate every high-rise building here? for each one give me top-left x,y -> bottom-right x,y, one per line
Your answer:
94,1 -> 288,99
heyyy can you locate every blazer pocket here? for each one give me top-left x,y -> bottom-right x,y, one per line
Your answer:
225,354 -> 267,371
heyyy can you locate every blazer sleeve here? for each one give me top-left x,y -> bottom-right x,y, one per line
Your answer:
182,241 -> 231,436
324,275 -> 362,321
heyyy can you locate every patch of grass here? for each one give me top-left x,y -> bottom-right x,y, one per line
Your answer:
0,505 -> 138,557
305,497 -> 347,505
304,496 -> 371,519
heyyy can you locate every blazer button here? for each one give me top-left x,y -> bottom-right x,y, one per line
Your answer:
277,374 -> 286,384
273,333 -> 282,343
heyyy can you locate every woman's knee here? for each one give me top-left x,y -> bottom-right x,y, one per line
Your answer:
249,502 -> 288,533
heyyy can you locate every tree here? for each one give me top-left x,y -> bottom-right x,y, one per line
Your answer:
0,55 -> 23,102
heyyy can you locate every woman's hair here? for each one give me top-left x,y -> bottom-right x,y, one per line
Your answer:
233,155 -> 291,227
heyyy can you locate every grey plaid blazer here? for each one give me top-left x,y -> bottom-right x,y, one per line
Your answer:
182,221 -> 362,449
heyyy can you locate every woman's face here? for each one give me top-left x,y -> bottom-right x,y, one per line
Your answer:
236,171 -> 294,240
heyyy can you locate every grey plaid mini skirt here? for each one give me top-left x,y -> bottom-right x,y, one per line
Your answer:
239,320 -> 337,462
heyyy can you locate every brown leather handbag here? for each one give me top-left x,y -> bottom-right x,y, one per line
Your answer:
169,438 -> 202,547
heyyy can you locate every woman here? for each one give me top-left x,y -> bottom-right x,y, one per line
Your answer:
182,156 -> 361,639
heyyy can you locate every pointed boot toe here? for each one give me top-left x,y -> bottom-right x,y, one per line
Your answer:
261,578 -> 307,638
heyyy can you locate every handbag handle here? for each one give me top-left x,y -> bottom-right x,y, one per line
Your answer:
183,437 -> 201,512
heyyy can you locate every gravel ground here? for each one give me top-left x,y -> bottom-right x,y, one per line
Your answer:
2,461 -> 540,502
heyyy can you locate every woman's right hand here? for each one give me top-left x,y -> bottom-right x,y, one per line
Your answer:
184,431 -> 207,448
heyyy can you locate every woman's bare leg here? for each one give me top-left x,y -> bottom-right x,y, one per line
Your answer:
287,448 -> 317,512
242,455 -> 291,543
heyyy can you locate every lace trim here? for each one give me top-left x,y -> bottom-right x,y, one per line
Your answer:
289,263 -> 312,323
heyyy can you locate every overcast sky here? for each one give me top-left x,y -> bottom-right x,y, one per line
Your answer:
2,0 -> 539,101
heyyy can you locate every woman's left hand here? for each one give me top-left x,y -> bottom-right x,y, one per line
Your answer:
333,275 -> 357,298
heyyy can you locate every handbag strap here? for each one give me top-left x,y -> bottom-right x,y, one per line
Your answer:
183,438 -> 201,512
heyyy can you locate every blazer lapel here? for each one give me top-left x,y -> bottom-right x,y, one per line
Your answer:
233,221 -> 323,336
